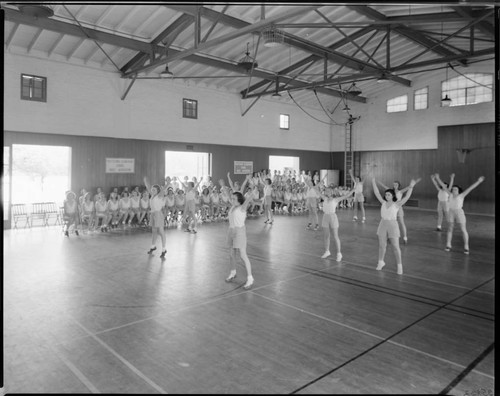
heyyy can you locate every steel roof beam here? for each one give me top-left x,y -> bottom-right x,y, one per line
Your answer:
124,5 -> 323,77
451,6 -> 494,38
347,5 -> 468,66
120,13 -> 193,74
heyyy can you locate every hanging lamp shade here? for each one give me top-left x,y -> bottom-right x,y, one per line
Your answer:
349,83 -> 362,96
377,73 -> 388,83
441,94 -> 452,106
237,43 -> 258,72
263,26 -> 284,47
160,65 -> 173,78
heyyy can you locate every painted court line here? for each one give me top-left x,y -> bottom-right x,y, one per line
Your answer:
48,344 -> 101,393
70,317 -> 168,394
254,292 -> 494,380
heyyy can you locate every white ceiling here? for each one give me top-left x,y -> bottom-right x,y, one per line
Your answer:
2,2 -> 496,114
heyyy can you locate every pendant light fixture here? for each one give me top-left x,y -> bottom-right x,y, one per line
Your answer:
441,63 -> 452,106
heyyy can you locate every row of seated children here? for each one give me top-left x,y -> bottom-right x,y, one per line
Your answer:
63,173 -> 355,235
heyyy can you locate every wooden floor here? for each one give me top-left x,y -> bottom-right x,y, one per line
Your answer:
3,206 -> 495,394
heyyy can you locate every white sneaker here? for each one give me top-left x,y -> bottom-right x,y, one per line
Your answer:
376,260 -> 386,270
321,251 -> 331,258
397,264 -> 403,275
225,271 -> 237,282
353,216 -> 358,221
362,217 -> 366,223
336,253 -> 342,262
243,276 -> 254,289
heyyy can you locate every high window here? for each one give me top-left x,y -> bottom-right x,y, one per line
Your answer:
183,98 -> 198,119
280,114 -> 290,129
21,74 -> 47,102
386,94 -> 408,113
413,87 -> 428,110
442,73 -> 493,107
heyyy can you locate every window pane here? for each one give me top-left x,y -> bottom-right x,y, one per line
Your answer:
280,114 -> 289,129
444,73 -> 492,107
387,94 -> 407,112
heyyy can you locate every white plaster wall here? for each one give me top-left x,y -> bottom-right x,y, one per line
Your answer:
4,52 -> 336,152
5,53 -> 493,153
329,60 -> 495,151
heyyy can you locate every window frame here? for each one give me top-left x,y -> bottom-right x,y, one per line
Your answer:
413,86 -> 428,111
182,98 -> 198,119
386,94 -> 408,113
279,114 -> 290,130
20,73 -> 47,102
441,72 -> 493,107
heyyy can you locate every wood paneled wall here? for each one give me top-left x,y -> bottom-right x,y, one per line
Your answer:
359,122 -> 494,215
4,122 -> 493,215
4,131 -> 333,194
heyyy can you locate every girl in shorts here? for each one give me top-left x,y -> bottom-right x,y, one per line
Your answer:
138,190 -> 150,227
372,177 -> 418,275
143,176 -> 167,258
63,190 -> 80,237
434,173 -> 485,254
319,185 -> 355,261
225,175 -> 254,289
377,178 -> 422,243
430,173 -> 451,231
95,192 -> 110,232
129,189 -> 141,226
349,169 -> 366,222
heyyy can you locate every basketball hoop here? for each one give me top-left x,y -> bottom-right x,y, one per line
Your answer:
456,148 -> 470,164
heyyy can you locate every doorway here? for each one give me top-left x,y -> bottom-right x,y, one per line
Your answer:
269,155 -> 300,177
165,151 -> 211,182
11,144 -> 72,205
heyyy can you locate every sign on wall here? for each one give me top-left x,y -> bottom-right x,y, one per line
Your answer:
106,158 -> 135,173
234,161 -> 253,175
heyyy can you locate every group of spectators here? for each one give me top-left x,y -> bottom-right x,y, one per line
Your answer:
61,168 -> 354,236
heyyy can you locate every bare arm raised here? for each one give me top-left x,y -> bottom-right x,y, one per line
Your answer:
396,179 -> 419,207
372,178 -> 385,204
461,176 -> 485,198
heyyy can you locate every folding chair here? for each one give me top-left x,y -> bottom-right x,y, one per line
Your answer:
11,204 -> 30,228
43,202 -> 62,226
30,202 -> 47,227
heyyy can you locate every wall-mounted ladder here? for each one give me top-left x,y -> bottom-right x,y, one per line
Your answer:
344,122 -> 353,188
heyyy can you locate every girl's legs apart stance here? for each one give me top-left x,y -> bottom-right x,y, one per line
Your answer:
322,225 -> 341,261
376,236 -> 402,274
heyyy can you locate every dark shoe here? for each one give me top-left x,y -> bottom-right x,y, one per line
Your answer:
160,249 -> 167,258
75,230 -> 79,236
147,246 -> 157,254
64,230 -> 69,237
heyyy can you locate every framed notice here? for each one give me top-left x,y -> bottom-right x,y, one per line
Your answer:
106,158 -> 135,173
234,161 -> 253,175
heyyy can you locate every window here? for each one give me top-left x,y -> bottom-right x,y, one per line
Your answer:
183,98 -> 198,119
387,95 -> 408,113
280,114 -> 290,129
413,87 -> 428,110
21,74 -> 47,102
442,73 -> 493,107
